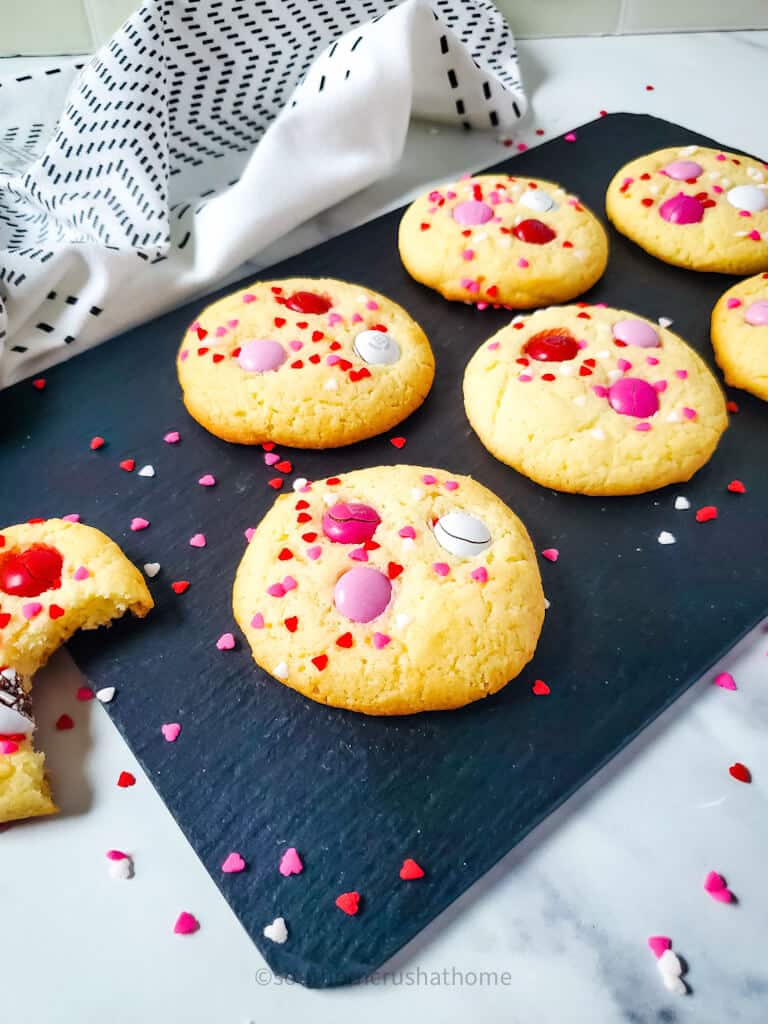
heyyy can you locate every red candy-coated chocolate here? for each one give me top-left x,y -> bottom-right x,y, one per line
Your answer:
283,291 -> 332,315
524,329 -> 580,362
0,544 -> 63,597
512,218 -> 556,244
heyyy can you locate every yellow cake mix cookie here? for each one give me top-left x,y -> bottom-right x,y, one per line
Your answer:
711,271 -> 768,401
177,278 -> 435,447
606,145 -> 768,274
463,305 -> 728,495
0,519 -> 153,824
398,173 -> 608,307
233,466 -> 545,715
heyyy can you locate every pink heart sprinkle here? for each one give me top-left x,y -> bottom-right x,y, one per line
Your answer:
517,258 -> 529,269
675,369 -> 688,379
222,852 -> 246,874
242,293 -> 256,303
748,229 -> 761,241
352,312 -> 364,323
704,870 -> 726,893
189,533 -> 206,548
462,249 -> 475,261
244,527 -> 256,543
726,298 -> 742,309
173,912 -> 199,935
0,740 -> 18,754
488,342 -> 500,350
653,380 -> 668,392
279,847 -> 303,876
216,633 -> 236,651
23,602 -> 43,619
289,340 -> 303,351
433,562 -> 450,577
264,452 -> 280,466
646,356 -> 659,366
131,517 -> 149,531
106,849 -> 128,861
62,513 -> 80,523
564,132 -> 577,142
518,374 -> 532,382
251,613 -> 265,629
282,576 -> 297,592
399,526 -> 416,539
349,547 -> 368,562
422,474 -> 437,485
215,326 -> 227,338
190,322 -> 201,332
162,722 -> 181,742
328,313 -> 343,326
592,385 -> 608,398
73,566 -> 90,581
713,184 -> 724,193
647,936 -> 671,959
373,632 -> 391,649
228,319 -> 239,328
164,431 -> 180,444
739,210 -> 752,217
617,358 -> 632,372
578,339 -> 588,349
366,299 -> 379,311
471,566 -> 488,583
306,546 -> 322,560
326,353 -> 340,366
682,407 -> 697,420
635,422 -> 652,432
180,350 -> 189,361
541,548 -> 559,562
444,480 -> 459,491
716,153 -> 726,161
714,671 -> 737,690
267,583 -> 286,597
710,887 -> 733,903
198,474 -> 216,487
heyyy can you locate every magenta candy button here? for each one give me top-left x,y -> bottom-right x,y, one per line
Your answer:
334,567 -> 392,623
237,339 -> 287,373
662,160 -> 703,181
452,200 -> 494,226
322,502 -> 381,544
612,319 -> 660,348
659,193 -> 704,225
608,377 -> 660,419
745,300 -> 768,326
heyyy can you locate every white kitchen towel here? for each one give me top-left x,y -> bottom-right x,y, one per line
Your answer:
0,0 -> 526,389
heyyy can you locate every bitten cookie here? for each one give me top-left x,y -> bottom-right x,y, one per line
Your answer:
463,305 -> 728,495
398,173 -> 608,307
233,466 -> 545,715
177,278 -> 435,447
711,272 -> 768,401
606,145 -> 768,274
0,519 -> 153,824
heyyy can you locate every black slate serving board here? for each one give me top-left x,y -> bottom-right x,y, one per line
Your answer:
2,115 -> 766,987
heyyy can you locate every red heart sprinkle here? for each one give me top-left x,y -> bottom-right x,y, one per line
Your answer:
640,173 -> 651,181
197,347 -> 209,356
212,353 -> 225,363
329,341 -> 342,351
274,317 -> 286,327
311,330 -> 324,342
49,604 -> 65,619
196,327 -> 208,340
399,858 -> 425,880
326,478 -> 341,486
336,358 -> 352,371
641,198 -> 654,207
726,401 -> 739,413
295,500 -> 310,510
349,367 -> 371,382
695,506 -> 718,523
576,312 -> 591,319
311,654 -> 328,671
309,354 -> 321,364
32,378 -> 47,390
119,459 -> 135,472
301,532 -> 318,542
268,478 -> 283,490
336,632 -> 354,648
486,285 -> 498,297
390,437 -> 406,449
387,562 -> 404,579
0,613 -> 10,628
578,366 -> 593,376
278,548 -> 293,561
290,360 -> 304,369
297,512 -> 312,524
76,687 -> 94,701
117,771 -> 136,788
420,223 -> 430,231
171,580 -> 190,594
284,616 -> 299,633
262,442 -> 276,451
363,540 -> 380,551
56,714 -> 74,730
727,480 -> 746,493
532,679 -> 550,696
275,460 -> 292,473
90,436 -> 105,450
562,241 -> 574,248
335,891 -> 360,915
729,762 -> 751,783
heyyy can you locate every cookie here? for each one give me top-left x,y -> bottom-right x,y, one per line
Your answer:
711,272 -> 768,401
0,519 -> 153,823
233,466 -> 545,715
177,278 -> 435,447
463,305 -> 728,495
398,173 -> 608,307
606,145 -> 768,274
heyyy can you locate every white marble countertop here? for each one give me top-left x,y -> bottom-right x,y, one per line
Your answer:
3,29 -> 768,1024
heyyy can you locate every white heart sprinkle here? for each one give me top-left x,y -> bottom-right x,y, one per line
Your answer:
658,949 -> 683,978
558,363 -> 574,376
499,236 -> 512,248
411,488 -> 424,501
658,531 -> 676,545
608,369 -> 623,382
747,167 -> 765,182
572,395 -> 587,407
674,496 -> 690,510
143,562 -> 160,578
274,662 -> 288,679
662,975 -> 687,996
648,184 -> 660,195
395,614 -> 411,629
657,317 -> 673,328
666,411 -> 680,423
323,379 -> 338,391
590,428 -> 606,440
292,478 -> 308,492
720,177 -> 731,188
707,170 -> 720,179
96,686 -> 116,703
678,145 -> 698,156
108,856 -> 133,880
543,597 -> 551,610
401,538 -> 415,552
595,350 -> 610,359
138,465 -> 155,478
322,493 -> 335,506
263,916 -> 288,944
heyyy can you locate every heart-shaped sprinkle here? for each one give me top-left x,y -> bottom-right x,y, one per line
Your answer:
433,562 -> 450,577
189,533 -> 206,547
22,602 -> 43,619
106,849 -> 128,861
400,858 -> 425,880
390,437 -> 406,449
216,633 -> 235,651
373,632 -> 391,649
388,562 -> 403,579
76,686 -> 94,701
161,722 -> 181,742
541,548 -> 559,562
284,616 -> 298,633
171,580 -> 190,594
90,436 -> 105,450
695,506 -> 718,523
398,526 -> 416,539
348,547 -> 368,562
268,478 -> 283,490
96,687 -> 116,703
49,604 -> 65,619
714,672 -> 736,690
144,562 -> 160,578
164,431 -> 180,444
263,917 -> 288,943
275,460 -> 292,474
703,870 -> 726,893
117,771 -> 136,788
279,847 -> 303,876
173,912 -> 199,935
336,632 -> 353,648
727,479 -> 746,494
120,459 -> 135,472
198,474 -> 216,487
564,131 -> 577,142
283,576 -> 297,591
729,762 -> 751,783
532,679 -> 550,695
471,567 -> 488,583
335,891 -> 360,915
422,474 -> 437,485
274,662 -> 288,679
306,546 -> 322,560
264,452 -> 280,466
674,496 -> 690,510
56,714 -> 74,730
73,565 -> 90,581
312,654 -> 328,671
278,548 -> 294,561
647,935 -> 672,959
138,464 -> 155,477
61,513 -> 80,523
222,852 -> 246,874
251,613 -> 264,629
131,517 -> 150,531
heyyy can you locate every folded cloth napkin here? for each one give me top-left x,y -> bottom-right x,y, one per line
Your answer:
0,0 -> 526,389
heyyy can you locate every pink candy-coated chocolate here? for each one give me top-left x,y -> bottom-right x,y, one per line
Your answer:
452,200 -> 494,225
659,192 -> 704,225
662,159 -> 703,180
238,339 -> 287,373
612,319 -> 660,348
745,300 -> 768,326
334,567 -> 392,623
322,502 -> 381,544
608,377 -> 660,419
